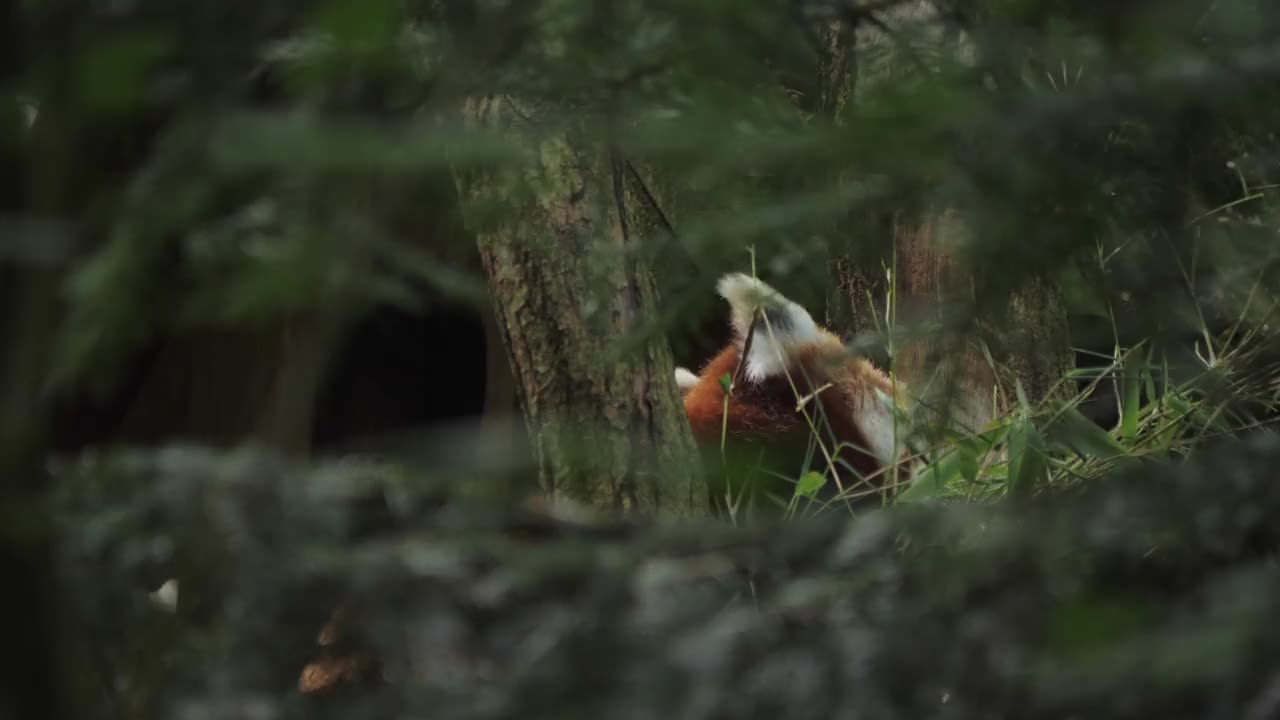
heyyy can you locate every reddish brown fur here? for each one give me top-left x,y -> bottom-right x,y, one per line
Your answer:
682,345 -> 803,445
298,607 -> 380,694
681,339 -> 895,487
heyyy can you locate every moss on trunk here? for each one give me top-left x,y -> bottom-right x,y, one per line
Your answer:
454,96 -> 706,517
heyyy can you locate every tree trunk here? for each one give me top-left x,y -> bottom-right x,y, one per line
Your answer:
825,4 -> 1073,433
879,211 -> 1072,432
453,96 -> 706,517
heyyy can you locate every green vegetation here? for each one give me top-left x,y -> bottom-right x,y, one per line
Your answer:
4,0 -> 1280,717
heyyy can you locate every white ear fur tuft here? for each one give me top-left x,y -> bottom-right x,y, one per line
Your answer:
716,273 -> 769,338
716,273 -> 820,383
674,367 -> 700,392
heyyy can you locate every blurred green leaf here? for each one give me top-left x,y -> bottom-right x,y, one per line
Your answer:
77,28 -> 175,115
1047,593 -> 1150,657
314,0 -> 398,49
209,112 -> 522,174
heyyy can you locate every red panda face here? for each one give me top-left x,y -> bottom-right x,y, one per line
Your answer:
676,274 -> 901,501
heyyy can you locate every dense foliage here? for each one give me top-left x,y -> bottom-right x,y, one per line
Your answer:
54,435 -> 1280,718
5,0 -> 1280,717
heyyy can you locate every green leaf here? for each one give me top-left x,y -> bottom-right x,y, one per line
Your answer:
1047,405 -> 1141,472
1148,390 -> 1194,451
896,463 -> 948,502
957,440 -> 980,484
1014,377 -> 1031,413
1165,390 -> 1194,417
1120,353 -> 1142,438
898,422 -> 1008,503
898,450 -> 963,503
795,471 -> 827,498
1046,405 -> 1122,457
1143,367 -> 1158,412
1007,418 -> 1047,498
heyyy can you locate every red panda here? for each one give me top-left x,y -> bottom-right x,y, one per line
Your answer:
676,273 -> 904,502
294,276 -> 901,695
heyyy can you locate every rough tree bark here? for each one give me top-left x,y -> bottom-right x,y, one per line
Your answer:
830,211 -> 1074,439
453,96 -> 706,516
822,3 -> 1073,434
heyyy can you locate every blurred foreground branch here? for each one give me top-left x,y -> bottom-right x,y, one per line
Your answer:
54,432 -> 1280,719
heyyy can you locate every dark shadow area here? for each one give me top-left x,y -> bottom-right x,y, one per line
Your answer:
48,302 -> 493,457
311,304 -> 488,451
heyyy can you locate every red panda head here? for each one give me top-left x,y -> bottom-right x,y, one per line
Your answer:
677,273 -> 901,495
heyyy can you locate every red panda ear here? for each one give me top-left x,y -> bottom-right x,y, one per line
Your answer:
715,273 -> 823,383
674,367 -> 699,395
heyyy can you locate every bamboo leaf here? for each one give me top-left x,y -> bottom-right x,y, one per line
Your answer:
1120,353 -> 1142,439
1046,405 -> 1124,458
1007,418 -> 1048,498
795,471 -> 827,498
899,448 -> 967,503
